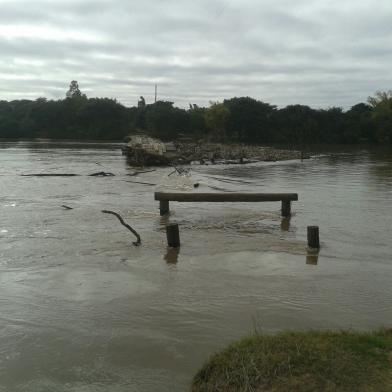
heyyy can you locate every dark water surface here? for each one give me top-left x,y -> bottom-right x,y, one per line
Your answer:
0,141 -> 391,391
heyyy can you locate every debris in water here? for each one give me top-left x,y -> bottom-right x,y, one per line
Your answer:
127,169 -> 156,176
89,171 -> 115,177
21,173 -> 79,177
126,180 -> 156,186
101,210 -> 141,246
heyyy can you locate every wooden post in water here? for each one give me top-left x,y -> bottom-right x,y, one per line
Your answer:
281,200 -> 291,217
160,200 -> 169,216
166,223 -> 180,247
307,226 -> 320,249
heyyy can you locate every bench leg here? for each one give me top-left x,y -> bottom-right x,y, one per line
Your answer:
160,200 -> 169,216
281,200 -> 291,217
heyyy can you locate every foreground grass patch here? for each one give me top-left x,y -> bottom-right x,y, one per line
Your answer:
192,329 -> 392,392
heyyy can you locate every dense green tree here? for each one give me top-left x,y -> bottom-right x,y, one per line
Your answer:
77,98 -> 128,139
188,104 -> 207,136
0,88 -> 390,144
344,103 -> 374,143
204,102 -> 230,141
144,101 -> 189,140
66,80 -> 85,99
274,105 -> 317,146
223,97 -> 276,143
368,91 -> 392,143
315,107 -> 345,144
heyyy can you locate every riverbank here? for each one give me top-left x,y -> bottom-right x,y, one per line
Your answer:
192,329 -> 392,392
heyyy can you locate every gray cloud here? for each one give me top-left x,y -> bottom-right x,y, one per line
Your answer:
0,0 -> 391,108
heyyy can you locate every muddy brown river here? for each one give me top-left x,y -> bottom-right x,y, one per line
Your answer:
0,141 -> 391,391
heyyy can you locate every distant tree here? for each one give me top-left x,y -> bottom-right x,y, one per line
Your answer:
77,98 -> 128,139
204,102 -> 230,141
223,97 -> 276,143
368,91 -> 392,143
344,103 -> 374,143
145,101 -> 188,140
313,107 -> 345,143
188,104 -> 207,136
66,81 -> 85,99
0,91 -> 390,144
368,90 -> 392,107
275,105 -> 317,146
138,96 -> 146,108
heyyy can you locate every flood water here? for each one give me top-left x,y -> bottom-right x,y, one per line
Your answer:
0,141 -> 391,391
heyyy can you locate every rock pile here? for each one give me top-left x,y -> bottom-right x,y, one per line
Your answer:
122,135 -> 309,166
173,142 -> 308,165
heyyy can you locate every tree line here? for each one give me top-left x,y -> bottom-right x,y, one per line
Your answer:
0,81 -> 391,145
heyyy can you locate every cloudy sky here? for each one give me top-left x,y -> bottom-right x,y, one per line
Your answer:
1,0 -> 391,108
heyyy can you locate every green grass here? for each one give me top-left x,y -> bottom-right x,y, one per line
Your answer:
192,329 -> 392,392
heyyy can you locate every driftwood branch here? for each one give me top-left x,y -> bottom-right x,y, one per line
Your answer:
127,169 -> 156,176
126,180 -> 156,186
22,172 -> 115,177
202,175 -> 253,184
101,210 -> 141,246
61,205 -> 73,210
22,173 -> 79,177
89,171 -> 115,177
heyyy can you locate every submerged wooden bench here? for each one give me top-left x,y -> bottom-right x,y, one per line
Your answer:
154,192 -> 298,217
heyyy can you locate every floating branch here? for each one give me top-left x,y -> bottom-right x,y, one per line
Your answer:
61,205 -> 73,210
89,171 -> 115,176
21,173 -> 79,177
101,210 -> 141,246
127,169 -> 156,176
22,172 -> 115,177
126,180 -> 156,186
202,175 -> 254,184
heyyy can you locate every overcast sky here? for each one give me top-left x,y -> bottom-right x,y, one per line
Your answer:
1,0 -> 391,108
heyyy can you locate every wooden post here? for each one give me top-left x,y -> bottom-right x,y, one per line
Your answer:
307,226 -> 320,249
160,200 -> 169,216
166,223 -> 180,247
281,200 -> 291,217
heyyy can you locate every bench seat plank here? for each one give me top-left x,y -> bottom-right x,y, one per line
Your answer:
155,192 -> 298,202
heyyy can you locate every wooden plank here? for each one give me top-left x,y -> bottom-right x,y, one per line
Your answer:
154,192 -> 298,202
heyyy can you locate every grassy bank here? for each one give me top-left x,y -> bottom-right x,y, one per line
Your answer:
192,329 -> 392,392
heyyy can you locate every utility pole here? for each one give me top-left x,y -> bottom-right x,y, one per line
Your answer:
154,84 -> 157,103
